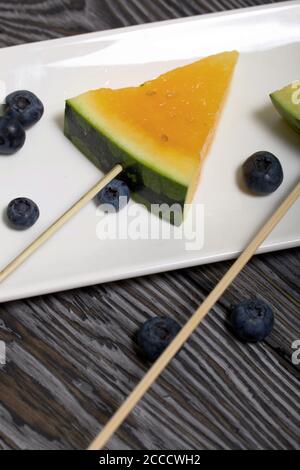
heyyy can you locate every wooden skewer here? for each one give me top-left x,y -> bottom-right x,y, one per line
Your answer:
0,164 -> 123,284
88,180 -> 300,450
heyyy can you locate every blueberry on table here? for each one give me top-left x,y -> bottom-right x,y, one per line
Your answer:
7,198 -> 40,230
5,90 -> 44,128
230,299 -> 274,343
0,116 -> 26,155
137,317 -> 181,362
96,178 -> 130,211
242,151 -> 283,195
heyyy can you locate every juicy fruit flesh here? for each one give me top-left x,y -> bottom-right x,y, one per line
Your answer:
70,51 -> 239,190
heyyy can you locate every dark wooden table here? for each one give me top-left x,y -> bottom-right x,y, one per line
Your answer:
0,0 -> 299,450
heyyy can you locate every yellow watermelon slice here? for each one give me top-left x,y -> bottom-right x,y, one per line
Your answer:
64,51 -> 238,223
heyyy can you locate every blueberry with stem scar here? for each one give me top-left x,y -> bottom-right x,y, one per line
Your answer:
242,151 -> 283,195
5,90 -> 44,129
137,317 -> 181,362
230,298 -> 274,342
7,197 -> 40,230
96,178 -> 130,211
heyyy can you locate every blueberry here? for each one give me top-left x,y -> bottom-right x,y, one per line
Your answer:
230,299 -> 274,343
5,90 -> 44,128
0,116 -> 26,155
7,197 -> 39,230
96,178 -> 130,211
137,317 -> 181,362
242,151 -> 283,194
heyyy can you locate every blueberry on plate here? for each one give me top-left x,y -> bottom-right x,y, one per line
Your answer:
230,298 -> 274,343
7,197 -> 40,230
0,115 -> 26,155
242,151 -> 283,195
137,317 -> 181,362
96,178 -> 130,211
5,90 -> 44,128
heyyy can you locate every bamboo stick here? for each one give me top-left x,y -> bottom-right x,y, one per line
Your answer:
88,180 -> 300,450
0,164 -> 123,283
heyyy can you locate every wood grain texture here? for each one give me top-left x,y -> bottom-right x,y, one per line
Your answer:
89,181 -> 300,450
0,0 -> 299,450
0,0 -> 285,47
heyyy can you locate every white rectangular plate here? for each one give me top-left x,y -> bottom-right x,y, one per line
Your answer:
0,1 -> 299,302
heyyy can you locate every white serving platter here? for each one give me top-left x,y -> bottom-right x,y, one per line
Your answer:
0,1 -> 299,302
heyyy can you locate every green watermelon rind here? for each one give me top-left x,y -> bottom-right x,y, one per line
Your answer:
64,101 -> 187,221
270,83 -> 300,134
